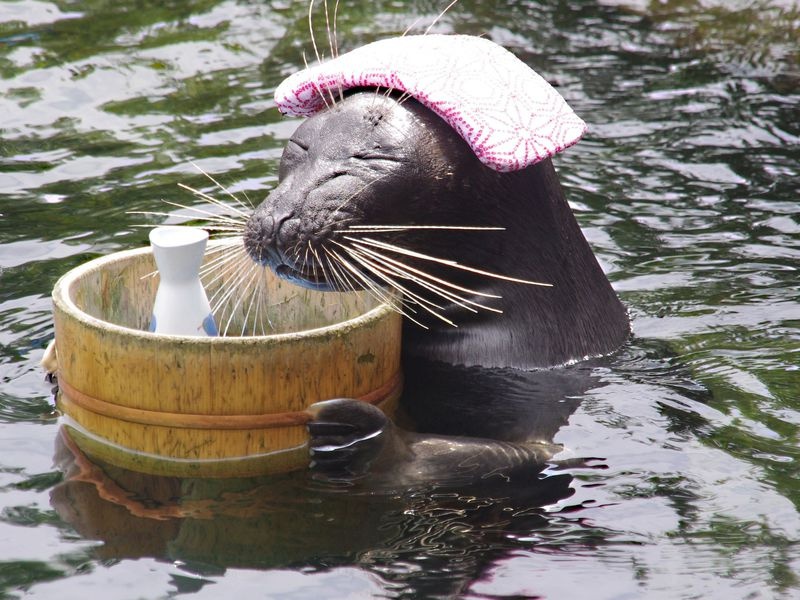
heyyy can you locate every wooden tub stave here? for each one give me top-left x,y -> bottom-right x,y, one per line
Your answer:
52,245 -> 402,478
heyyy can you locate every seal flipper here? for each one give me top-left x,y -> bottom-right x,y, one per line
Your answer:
306,399 -> 557,491
306,399 -> 390,478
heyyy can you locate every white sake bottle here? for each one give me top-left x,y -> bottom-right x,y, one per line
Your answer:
148,226 -> 218,336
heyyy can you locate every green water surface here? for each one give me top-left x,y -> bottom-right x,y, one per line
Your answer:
1,0 -> 799,598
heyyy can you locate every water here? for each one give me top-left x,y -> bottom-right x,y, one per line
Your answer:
1,0 -> 799,597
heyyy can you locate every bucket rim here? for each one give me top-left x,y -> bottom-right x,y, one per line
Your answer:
52,245 -> 401,346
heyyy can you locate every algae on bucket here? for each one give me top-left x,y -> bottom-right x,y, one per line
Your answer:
52,242 -> 402,478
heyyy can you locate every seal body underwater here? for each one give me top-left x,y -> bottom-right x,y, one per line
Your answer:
305,398 -> 559,489
244,90 -> 630,370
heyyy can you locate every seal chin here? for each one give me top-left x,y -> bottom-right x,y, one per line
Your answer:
274,263 -> 333,291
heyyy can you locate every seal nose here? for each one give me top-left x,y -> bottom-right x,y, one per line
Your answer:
244,212 -> 281,266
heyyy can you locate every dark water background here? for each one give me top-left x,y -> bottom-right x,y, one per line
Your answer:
1,0 -> 799,598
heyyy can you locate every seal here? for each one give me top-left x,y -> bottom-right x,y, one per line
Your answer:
306,398 -> 556,488
243,89 -> 629,369
242,35 -> 631,480
245,35 -> 629,369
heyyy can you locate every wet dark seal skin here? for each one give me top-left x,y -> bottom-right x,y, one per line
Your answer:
306,398 -> 556,489
245,90 -> 630,370
244,90 -> 630,481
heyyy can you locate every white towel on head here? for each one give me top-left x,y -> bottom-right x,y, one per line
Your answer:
275,34 -> 586,172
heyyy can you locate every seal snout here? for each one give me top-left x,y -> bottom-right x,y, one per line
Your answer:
244,212 -> 280,266
243,202 -> 336,289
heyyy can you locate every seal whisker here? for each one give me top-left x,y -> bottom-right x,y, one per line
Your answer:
204,249 -> 250,303
317,0 -> 344,108
157,198 -> 249,225
321,249 -> 347,292
325,214 -> 358,232
332,0 -> 341,59
326,247 -> 427,328
322,251 -> 352,294
128,210 -> 243,229
402,16 -> 425,37
177,183 -> 251,220
326,247 -> 392,305
243,265 -> 270,336
307,0 -> 323,65
205,235 -> 244,252
342,243 -> 454,313
200,239 -> 246,272
424,0 -> 460,35
302,243 -> 311,273
221,259 -> 261,336
200,236 -> 247,274
219,268 -> 252,336
347,241 -> 504,309
199,242 -> 248,281
129,221 -> 241,234
343,236 -> 554,288
240,266 -> 264,336
341,224 -> 505,233
188,161 -> 255,212
172,198 -> 248,227
204,249 -> 253,308
199,255 -> 246,288
308,241 -> 321,284
218,261 -> 253,336
281,237 -> 305,271
301,50 -> 331,111
210,254 -> 258,333
323,0 -> 332,54
324,246 -> 365,297
322,0 -> 337,70
307,1 -> 340,108
313,246 -> 352,315
336,242 -> 457,327
135,223 -> 243,234
399,0 -> 461,41
253,276 -> 266,335
343,242 -> 497,319
395,91 -> 413,106
308,243 -> 329,285
312,245 -> 331,288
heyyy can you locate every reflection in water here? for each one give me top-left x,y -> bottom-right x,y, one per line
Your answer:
51,362 -> 616,595
49,353 -> 620,594
52,425 -> 582,593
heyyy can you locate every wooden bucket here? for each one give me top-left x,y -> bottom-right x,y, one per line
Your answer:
52,244 -> 403,478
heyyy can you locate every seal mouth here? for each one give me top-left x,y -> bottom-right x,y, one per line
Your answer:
275,262 -> 332,291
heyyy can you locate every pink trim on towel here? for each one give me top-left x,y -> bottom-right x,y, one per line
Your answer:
275,35 -> 586,172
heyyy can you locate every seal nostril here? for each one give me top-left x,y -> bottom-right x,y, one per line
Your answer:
244,213 -> 277,265
244,209 -> 300,268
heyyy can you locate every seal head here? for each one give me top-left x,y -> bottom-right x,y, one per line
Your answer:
245,35 -> 630,368
244,90 -> 629,368
275,34 -> 587,172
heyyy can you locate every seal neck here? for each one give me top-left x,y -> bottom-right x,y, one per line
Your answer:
403,159 -> 630,370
